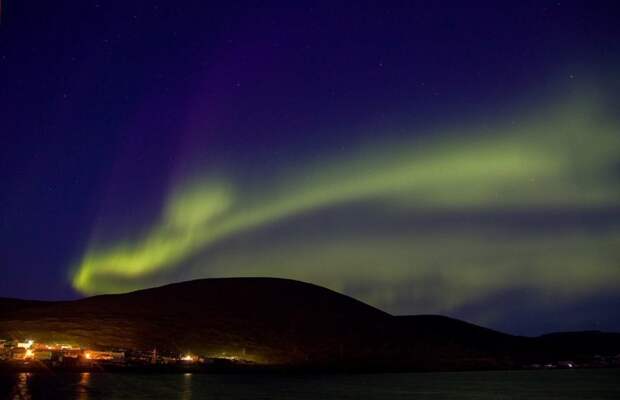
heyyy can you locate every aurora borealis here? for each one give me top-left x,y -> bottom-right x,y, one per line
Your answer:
73,96 -> 620,297
1,1 -> 619,335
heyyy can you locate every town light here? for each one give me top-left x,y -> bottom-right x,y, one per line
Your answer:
18,340 -> 34,349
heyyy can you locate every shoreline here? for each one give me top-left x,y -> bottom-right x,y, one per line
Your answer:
2,361 -> 617,375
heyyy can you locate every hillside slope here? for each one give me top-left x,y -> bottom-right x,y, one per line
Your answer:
1,278 -> 618,370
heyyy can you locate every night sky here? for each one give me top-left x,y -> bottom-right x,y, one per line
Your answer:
1,1 -> 619,335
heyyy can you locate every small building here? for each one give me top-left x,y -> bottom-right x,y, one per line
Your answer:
126,350 -> 155,364
180,353 -> 198,364
12,348 -> 26,360
0,348 -> 9,360
84,350 -> 125,362
34,350 -> 53,361
61,349 -> 81,359
558,361 -> 575,368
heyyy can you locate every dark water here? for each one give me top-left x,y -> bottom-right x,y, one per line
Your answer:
1,369 -> 619,399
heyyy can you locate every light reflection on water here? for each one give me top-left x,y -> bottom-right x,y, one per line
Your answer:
77,372 -> 90,400
1,369 -> 619,399
181,373 -> 192,400
10,372 -> 31,400
7,372 -> 91,400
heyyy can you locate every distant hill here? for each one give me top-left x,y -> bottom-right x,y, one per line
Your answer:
1,278 -> 618,371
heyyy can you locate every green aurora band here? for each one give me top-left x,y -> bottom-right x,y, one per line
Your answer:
72,93 -> 620,319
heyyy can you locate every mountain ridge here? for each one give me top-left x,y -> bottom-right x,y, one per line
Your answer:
1,277 -> 618,371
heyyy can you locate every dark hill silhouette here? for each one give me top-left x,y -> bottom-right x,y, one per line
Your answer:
1,278 -> 618,370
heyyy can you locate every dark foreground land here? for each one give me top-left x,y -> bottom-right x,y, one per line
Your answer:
1,278 -> 619,372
